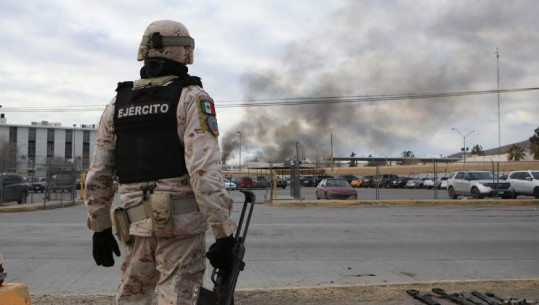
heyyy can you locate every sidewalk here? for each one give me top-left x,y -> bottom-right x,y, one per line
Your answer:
0,198 -> 84,213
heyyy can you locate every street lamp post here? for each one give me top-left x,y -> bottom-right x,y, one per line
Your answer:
73,124 -> 77,200
236,131 -> 241,172
451,128 -> 475,163
72,124 -> 76,163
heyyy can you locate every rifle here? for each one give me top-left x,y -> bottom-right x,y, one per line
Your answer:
196,190 -> 256,305
432,288 -> 476,305
406,289 -> 441,305
471,291 -> 501,305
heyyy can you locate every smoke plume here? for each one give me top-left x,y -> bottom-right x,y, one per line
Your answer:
220,0 -> 539,164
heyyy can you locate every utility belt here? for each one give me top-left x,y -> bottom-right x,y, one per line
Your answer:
112,192 -> 199,244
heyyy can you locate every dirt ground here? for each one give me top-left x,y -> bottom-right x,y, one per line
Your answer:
30,279 -> 539,305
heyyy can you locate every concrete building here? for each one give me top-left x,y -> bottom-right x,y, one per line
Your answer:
0,114 -> 97,177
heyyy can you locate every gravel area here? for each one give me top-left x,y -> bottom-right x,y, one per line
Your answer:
30,279 -> 539,305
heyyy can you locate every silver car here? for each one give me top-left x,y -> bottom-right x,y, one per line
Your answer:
505,170 -> 539,199
447,170 -> 513,199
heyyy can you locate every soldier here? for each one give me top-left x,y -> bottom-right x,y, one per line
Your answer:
85,20 -> 237,305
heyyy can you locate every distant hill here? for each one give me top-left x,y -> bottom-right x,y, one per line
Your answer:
448,139 -> 531,158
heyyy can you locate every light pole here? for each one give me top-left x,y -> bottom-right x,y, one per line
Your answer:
236,131 -> 241,172
72,125 -> 76,159
451,128 -> 475,163
73,124 -> 77,199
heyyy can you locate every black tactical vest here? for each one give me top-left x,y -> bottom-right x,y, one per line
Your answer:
113,79 -> 189,183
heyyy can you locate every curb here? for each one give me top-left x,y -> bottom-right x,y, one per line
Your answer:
0,199 -> 85,213
268,199 -> 539,207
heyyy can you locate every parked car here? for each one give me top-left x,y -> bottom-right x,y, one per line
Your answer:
405,178 -> 424,189
300,176 -> 316,187
338,175 -> 359,184
313,175 -> 334,187
422,178 -> 435,189
390,177 -> 412,188
224,178 -> 237,190
274,178 -> 288,189
315,178 -> 357,200
237,176 -> 254,189
26,176 -> 47,192
447,170 -> 513,199
253,176 -> 269,189
48,174 -> 75,192
350,177 -> 363,188
360,175 -> 374,188
1,173 -> 29,204
505,170 -> 539,198
373,174 -> 399,188
434,176 -> 449,189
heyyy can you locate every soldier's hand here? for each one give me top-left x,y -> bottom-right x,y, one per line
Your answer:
92,228 -> 121,267
206,235 -> 235,269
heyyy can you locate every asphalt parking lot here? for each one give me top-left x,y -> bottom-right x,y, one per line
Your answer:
1,188 -> 538,305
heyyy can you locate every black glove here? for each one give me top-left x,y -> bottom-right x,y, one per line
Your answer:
206,236 -> 235,269
92,228 -> 121,267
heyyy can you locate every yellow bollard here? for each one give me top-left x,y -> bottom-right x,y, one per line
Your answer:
0,282 -> 32,305
79,172 -> 86,199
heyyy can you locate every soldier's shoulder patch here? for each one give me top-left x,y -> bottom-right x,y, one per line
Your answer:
200,99 -> 216,116
196,95 -> 219,137
206,115 -> 219,136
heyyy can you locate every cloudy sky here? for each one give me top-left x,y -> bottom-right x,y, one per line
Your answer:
1,0 -> 538,165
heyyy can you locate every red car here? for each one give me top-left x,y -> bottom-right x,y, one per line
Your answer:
315,178 -> 357,200
237,176 -> 254,189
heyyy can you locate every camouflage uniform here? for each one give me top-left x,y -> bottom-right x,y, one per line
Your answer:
85,74 -> 236,304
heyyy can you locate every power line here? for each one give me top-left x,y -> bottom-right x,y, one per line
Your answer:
1,87 -> 538,112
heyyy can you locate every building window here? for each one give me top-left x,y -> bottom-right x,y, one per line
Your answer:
82,131 -> 90,168
28,128 -> 36,160
65,129 -> 73,158
29,128 -> 36,141
46,129 -> 54,157
82,142 -> 90,169
47,129 -> 54,142
28,142 -> 36,159
9,127 -> 17,143
65,129 -> 72,142
65,143 -> 72,159
47,143 -> 54,157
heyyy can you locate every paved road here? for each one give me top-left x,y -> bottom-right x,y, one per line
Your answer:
0,189 -> 538,295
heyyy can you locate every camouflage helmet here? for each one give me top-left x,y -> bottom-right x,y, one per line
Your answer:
137,20 -> 195,65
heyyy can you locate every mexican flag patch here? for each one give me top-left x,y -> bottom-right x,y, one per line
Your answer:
200,100 -> 216,115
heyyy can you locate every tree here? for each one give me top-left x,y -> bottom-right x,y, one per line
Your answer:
507,144 -> 526,161
399,150 -> 415,165
0,139 -> 19,173
471,144 -> 485,156
529,127 -> 539,160
349,152 -> 357,167
401,150 -> 415,158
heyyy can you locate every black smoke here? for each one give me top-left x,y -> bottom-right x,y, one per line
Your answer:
220,0 -> 539,164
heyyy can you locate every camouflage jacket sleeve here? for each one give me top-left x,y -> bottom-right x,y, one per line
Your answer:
179,85 -> 237,239
84,99 -> 116,232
